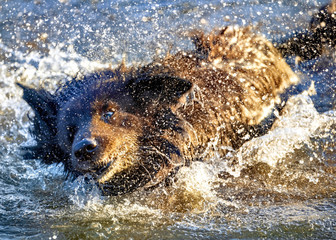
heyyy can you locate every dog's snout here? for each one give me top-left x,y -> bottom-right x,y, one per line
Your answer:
73,138 -> 98,160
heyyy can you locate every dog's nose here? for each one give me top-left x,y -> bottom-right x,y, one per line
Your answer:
73,138 -> 98,161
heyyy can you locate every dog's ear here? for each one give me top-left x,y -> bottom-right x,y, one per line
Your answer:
17,83 -> 64,164
16,83 -> 58,122
127,74 -> 192,108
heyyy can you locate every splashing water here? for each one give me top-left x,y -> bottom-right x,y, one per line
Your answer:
0,0 -> 335,239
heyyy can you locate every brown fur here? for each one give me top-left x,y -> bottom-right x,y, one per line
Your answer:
145,27 -> 298,161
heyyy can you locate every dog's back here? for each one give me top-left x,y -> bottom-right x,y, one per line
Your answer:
147,27 -> 299,158
146,27 -> 299,160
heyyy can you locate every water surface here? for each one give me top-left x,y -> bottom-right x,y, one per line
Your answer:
0,0 -> 335,239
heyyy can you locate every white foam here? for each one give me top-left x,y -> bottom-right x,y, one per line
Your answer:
237,93 -> 335,168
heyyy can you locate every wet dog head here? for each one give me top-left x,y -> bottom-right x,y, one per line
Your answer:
18,70 -> 192,195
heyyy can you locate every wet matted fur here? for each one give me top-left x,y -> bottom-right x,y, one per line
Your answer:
18,26 -> 299,195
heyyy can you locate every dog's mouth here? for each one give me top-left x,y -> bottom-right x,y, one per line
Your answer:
95,161 -> 113,176
72,141 -> 142,186
74,160 -> 113,179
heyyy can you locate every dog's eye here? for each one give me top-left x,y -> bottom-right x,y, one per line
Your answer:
102,111 -> 115,123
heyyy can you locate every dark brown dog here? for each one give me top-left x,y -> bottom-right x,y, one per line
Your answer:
18,26 -> 301,195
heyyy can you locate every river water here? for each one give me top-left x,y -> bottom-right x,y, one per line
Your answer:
0,0 -> 335,239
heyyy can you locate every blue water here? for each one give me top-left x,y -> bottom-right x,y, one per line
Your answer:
0,0 -> 335,239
